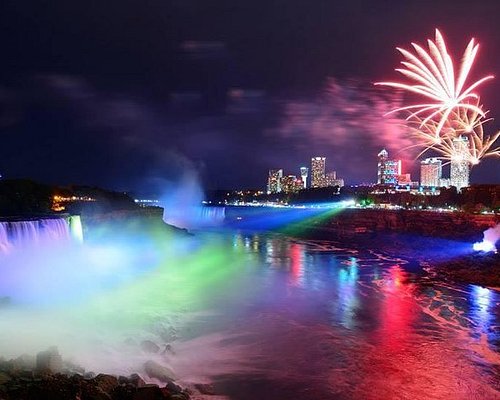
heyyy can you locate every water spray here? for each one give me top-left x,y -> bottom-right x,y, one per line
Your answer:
473,224 -> 500,253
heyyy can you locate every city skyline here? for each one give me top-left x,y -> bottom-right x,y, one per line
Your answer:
0,1 -> 499,192
263,145 -> 483,193
267,156 -> 344,193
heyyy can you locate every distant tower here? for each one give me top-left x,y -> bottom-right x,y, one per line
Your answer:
267,169 -> 283,194
377,149 -> 388,184
450,136 -> 470,191
377,149 -> 401,185
311,157 -> 326,188
420,158 -> 442,187
300,167 -> 308,189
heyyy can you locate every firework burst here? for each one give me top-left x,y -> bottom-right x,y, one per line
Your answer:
377,29 -> 499,167
376,29 -> 494,137
407,109 -> 500,165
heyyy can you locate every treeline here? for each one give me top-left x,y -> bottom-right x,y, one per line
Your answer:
0,179 -> 138,217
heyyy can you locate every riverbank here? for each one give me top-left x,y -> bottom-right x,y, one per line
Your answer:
0,348 -> 191,400
285,225 -> 499,288
275,208 -> 499,287
431,251 -> 500,288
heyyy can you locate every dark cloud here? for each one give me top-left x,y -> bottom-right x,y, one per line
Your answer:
0,0 -> 498,188
271,78 -> 416,183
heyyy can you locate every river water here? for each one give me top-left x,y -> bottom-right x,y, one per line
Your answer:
177,230 -> 500,400
0,226 -> 499,399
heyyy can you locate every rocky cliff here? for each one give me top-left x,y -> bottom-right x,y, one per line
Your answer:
319,209 -> 499,241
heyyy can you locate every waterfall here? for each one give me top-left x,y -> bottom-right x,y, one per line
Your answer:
163,206 -> 226,229
68,215 -> 84,243
0,217 -> 77,252
199,206 -> 226,224
0,223 -> 9,253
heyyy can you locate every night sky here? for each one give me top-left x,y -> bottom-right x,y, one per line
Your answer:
0,0 -> 499,193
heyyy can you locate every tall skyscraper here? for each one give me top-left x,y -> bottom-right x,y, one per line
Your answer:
300,167 -> 308,189
281,175 -> 302,194
325,171 -> 336,186
450,136 -> 470,191
377,149 -> 401,185
311,157 -> 326,188
420,158 -> 442,187
377,149 -> 388,184
267,169 -> 283,194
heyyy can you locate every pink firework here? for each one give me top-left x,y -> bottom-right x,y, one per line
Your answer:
407,107 -> 500,165
376,29 -> 494,137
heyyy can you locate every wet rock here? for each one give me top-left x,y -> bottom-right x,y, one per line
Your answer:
93,374 -> 119,394
6,373 -> 81,400
169,394 -> 189,400
434,251 -> 500,287
82,385 -> 112,400
111,383 -> 137,400
194,383 -> 216,395
36,347 -> 63,374
17,369 -> 35,379
63,360 -> 86,375
128,373 -> 146,388
15,354 -> 36,370
0,371 -> 11,385
132,384 -> 164,400
165,381 -> 182,394
0,353 -> 190,400
144,361 -> 175,383
140,340 -> 160,354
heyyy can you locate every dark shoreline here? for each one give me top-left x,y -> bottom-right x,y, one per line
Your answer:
0,349 -> 192,400
283,225 -> 499,288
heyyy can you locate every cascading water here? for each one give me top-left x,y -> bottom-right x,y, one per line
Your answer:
68,215 -> 84,242
0,217 -> 81,252
160,172 -> 226,229
198,206 -> 225,225
0,223 -> 9,253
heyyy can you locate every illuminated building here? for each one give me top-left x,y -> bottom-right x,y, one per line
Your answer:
300,167 -> 309,189
450,136 -> 470,191
420,158 -> 442,187
51,195 -> 96,212
280,175 -> 303,194
281,175 -> 295,194
311,157 -> 326,188
325,171 -> 336,184
396,174 -> 411,185
377,149 -> 401,185
267,169 -> 283,194
439,178 -> 451,187
332,178 -> 345,187
325,171 -> 343,187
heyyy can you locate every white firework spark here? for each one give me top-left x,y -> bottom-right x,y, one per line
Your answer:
376,29 -> 494,137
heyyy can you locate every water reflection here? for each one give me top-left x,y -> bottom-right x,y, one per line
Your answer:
210,232 -> 500,399
470,285 -> 493,337
335,258 -> 360,329
376,265 -> 416,351
288,243 -> 305,287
